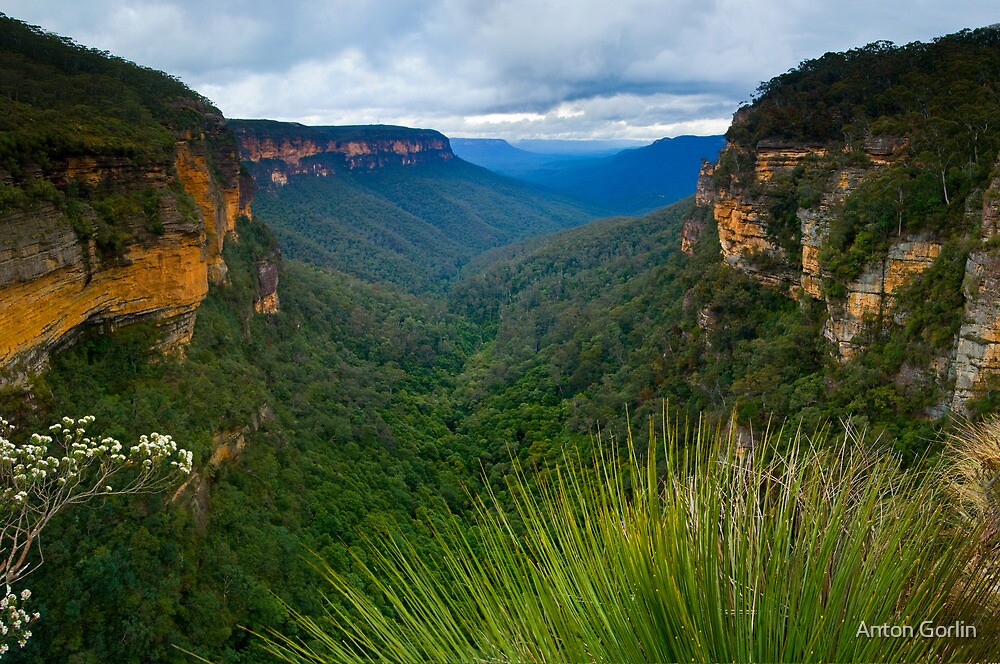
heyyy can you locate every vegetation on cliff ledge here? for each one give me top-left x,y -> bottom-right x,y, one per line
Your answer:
0,14 -> 220,172
4,17 -> 1000,664
0,14 -> 239,264
715,26 -> 1000,299
729,27 -> 1000,150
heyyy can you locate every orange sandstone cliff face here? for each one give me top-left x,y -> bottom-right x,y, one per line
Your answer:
237,136 -> 452,167
707,136 -> 928,353
228,121 -> 455,187
174,140 -> 248,284
0,122 -> 251,380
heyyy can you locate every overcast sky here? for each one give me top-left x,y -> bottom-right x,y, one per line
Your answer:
1,1 -> 996,141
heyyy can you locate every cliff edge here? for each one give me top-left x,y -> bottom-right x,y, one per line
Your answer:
229,120 -> 454,187
689,28 -> 1000,414
0,16 -> 252,379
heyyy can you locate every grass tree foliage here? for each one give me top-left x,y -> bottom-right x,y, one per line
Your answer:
1,220 -> 485,662
5,197 -> 998,661
264,416 -> 1000,663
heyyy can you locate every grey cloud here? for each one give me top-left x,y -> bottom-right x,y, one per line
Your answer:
1,0 -> 997,140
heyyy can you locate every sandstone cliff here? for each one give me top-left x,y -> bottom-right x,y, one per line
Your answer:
951,167 -> 1000,409
228,120 -> 455,186
679,161 -> 715,255
0,107 -> 252,380
699,127 -> 997,412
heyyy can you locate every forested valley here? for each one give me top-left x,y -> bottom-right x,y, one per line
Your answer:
2,14 -> 1000,663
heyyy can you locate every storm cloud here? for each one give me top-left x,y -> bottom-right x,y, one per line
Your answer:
1,0 -> 996,140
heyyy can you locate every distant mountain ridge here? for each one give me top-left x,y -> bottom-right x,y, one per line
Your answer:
230,119 -> 454,186
452,135 -> 725,214
449,138 -> 558,173
234,120 -> 605,293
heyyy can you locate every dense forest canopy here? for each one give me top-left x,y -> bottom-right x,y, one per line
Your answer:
0,14 -> 221,172
250,159 -> 604,294
1,16 -> 999,662
729,26 -> 1000,147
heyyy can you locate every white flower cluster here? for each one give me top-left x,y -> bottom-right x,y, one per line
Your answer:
131,432 -> 194,475
0,416 -> 192,504
0,586 -> 38,654
0,415 -> 193,656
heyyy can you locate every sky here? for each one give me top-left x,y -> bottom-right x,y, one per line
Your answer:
0,1 -> 997,141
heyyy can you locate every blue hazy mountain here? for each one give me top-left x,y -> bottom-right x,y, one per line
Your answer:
450,138 -> 648,175
513,138 -> 650,156
453,135 -> 725,215
449,138 -> 560,174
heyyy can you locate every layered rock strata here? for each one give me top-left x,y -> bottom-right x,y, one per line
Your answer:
702,128 -> 1000,411
709,138 -> 930,351
0,121 -> 251,379
952,166 -> 1000,410
229,120 -> 455,186
823,238 -> 942,356
254,261 -> 280,315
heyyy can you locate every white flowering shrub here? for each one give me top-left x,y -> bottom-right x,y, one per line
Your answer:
0,587 -> 36,655
0,415 -> 192,656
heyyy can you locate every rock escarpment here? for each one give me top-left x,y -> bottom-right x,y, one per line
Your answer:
952,168 -> 1000,409
679,161 -> 715,255
0,15 -> 267,380
698,126 -> 1000,412
688,27 -> 1000,415
254,260 -> 280,315
229,120 -> 455,186
174,130 -> 250,284
0,109 -> 252,380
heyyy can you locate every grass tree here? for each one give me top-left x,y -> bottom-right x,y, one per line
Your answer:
265,416 -> 1000,663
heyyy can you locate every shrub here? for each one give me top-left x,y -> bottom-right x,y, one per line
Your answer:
0,415 -> 191,656
264,416 -> 1000,663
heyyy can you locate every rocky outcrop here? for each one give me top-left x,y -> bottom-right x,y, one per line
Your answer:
229,120 -> 455,186
695,160 -> 716,208
952,167 -> 1000,411
753,140 -> 828,182
824,238 -> 942,356
0,118 -> 251,379
952,250 -> 1000,410
0,197 -> 206,377
708,137 -> 934,350
704,120 -> 1000,411
799,167 -> 868,298
172,404 -> 273,528
254,260 -> 280,315
862,134 -> 907,165
713,139 -> 903,284
679,220 -> 703,255
175,140 -> 243,284
715,195 -> 781,265
711,142 -> 828,280
680,162 -> 715,254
